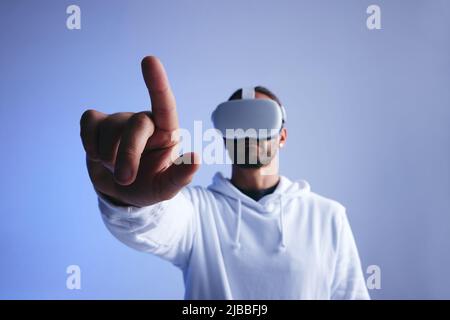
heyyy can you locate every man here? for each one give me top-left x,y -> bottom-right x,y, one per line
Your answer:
80,56 -> 370,299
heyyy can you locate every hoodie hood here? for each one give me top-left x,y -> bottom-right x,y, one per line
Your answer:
207,172 -> 311,251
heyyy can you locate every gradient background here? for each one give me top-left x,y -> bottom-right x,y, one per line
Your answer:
1,0 -> 449,299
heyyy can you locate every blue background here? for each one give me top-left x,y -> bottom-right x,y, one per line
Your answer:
1,0 -> 449,299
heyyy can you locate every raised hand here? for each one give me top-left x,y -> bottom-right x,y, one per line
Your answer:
80,56 -> 199,207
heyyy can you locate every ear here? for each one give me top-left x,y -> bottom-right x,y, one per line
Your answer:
279,127 -> 287,148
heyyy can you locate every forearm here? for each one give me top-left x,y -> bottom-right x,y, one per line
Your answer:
97,188 -> 196,267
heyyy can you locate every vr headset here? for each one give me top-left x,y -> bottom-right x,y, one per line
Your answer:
211,87 -> 287,140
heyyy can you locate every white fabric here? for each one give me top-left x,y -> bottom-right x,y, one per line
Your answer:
241,87 -> 255,99
98,172 -> 370,300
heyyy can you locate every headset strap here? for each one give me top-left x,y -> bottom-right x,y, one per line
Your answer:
241,86 -> 286,123
241,87 -> 255,99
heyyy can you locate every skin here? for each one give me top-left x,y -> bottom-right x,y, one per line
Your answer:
80,56 -> 287,207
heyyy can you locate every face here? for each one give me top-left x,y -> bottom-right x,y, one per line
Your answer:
224,92 -> 287,169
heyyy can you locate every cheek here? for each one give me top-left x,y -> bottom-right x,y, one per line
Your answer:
259,140 -> 279,156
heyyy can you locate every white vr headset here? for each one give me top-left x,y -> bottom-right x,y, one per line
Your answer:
211,87 -> 287,140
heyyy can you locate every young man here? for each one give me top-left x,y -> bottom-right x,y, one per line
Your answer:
80,56 -> 370,299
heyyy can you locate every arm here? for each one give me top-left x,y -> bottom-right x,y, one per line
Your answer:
80,56 -> 200,267
98,188 -> 196,269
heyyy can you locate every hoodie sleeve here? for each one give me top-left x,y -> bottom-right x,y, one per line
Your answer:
98,188 -> 196,269
330,208 -> 370,300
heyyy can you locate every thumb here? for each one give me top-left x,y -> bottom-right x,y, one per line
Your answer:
162,152 -> 200,194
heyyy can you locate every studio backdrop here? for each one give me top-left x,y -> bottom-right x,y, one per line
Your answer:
0,0 -> 449,299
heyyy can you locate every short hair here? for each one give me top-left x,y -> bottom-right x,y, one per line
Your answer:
228,86 -> 285,129
228,86 -> 282,107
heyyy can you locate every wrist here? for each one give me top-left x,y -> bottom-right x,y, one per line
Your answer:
96,190 -> 137,207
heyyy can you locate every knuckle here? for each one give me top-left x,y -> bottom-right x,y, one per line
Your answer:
98,117 -> 113,133
131,112 -> 152,130
98,116 -> 123,138
155,102 -> 176,116
80,109 -> 97,127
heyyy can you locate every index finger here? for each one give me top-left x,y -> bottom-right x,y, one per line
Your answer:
141,56 -> 178,131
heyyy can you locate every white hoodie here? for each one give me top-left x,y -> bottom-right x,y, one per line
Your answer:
98,172 -> 370,300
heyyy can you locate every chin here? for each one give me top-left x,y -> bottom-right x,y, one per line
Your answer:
234,157 -> 273,169
235,163 -> 265,169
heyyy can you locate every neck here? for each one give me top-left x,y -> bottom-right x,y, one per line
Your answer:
231,163 -> 280,191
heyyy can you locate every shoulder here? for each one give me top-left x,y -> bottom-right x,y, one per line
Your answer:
304,191 -> 346,214
296,190 -> 347,232
280,176 -> 345,218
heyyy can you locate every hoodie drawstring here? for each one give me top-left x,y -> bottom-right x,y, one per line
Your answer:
209,173 -> 311,253
232,198 -> 242,250
278,195 -> 286,251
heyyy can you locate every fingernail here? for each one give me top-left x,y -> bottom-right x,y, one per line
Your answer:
115,166 -> 132,184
